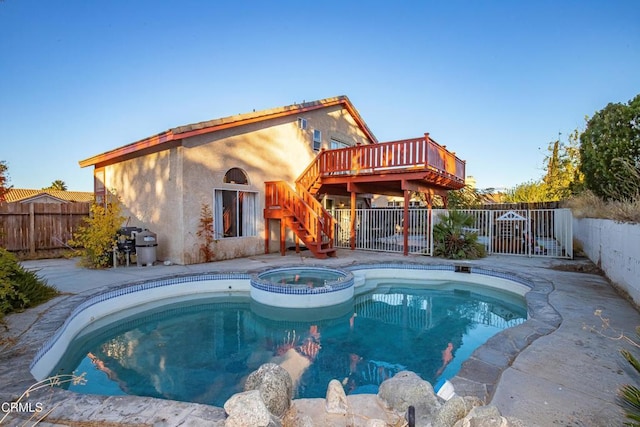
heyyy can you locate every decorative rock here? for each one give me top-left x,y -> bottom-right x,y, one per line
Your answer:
452,404 -> 527,427
504,416 -> 527,427
244,363 -> 293,418
378,371 -> 441,415
224,390 -> 274,427
433,395 -> 468,427
462,396 -> 484,410
465,404 -> 501,420
434,395 -> 485,427
297,415 -> 315,427
325,379 -> 349,414
366,419 -> 389,427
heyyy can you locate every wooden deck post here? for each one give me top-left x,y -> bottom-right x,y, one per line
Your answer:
264,218 -> 270,254
280,219 -> 286,256
350,191 -> 356,250
403,190 -> 410,256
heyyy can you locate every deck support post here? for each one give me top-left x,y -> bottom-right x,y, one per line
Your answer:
350,191 -> 356,250
265,218 -> 270,254
280,219 -> 286,256
403,189 -> 410,256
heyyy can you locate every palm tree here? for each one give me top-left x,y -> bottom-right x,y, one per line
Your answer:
44,180 -> 67,191
432,210 -> 486,259
620,331 -> 640,426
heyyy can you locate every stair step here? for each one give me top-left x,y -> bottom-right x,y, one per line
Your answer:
316,247 -> 336,254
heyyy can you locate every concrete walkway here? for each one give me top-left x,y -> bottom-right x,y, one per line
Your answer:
1,250 -> 639,426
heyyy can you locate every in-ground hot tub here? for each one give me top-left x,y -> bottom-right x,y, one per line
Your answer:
250,266 -> 354,308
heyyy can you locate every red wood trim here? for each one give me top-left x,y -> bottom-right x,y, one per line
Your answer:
79,131 -> 174,168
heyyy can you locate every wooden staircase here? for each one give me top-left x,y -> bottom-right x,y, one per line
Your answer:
264,179 -> 336,258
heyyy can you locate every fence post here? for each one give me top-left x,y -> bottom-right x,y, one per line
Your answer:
29,203 -> 36,255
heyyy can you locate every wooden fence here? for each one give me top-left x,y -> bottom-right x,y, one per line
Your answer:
0,202 -> 90,255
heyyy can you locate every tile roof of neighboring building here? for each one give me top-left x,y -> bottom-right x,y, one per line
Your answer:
3,189 -> 94,203
79,95 -> 377,168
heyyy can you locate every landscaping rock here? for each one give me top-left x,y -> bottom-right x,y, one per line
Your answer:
244,363 -> 293,418
378,370 -> 441,424
224,389 -> 279,427
452,404 -> 526,427
325,379 -> 349,414
434,395 -> 485,427
433,395 -> 468,427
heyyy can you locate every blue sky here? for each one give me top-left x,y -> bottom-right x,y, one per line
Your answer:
1,0 -> 639,192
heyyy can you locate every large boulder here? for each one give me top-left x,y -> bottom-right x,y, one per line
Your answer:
378,371 -> 441,414
244,363 -> 293,418
224,390 -> 280,427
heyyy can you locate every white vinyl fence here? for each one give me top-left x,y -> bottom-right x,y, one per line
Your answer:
334,208 -> 573,259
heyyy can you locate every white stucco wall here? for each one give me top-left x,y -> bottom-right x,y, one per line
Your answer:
100,103 -> 375,265
573,218 -> 640,304
105,145 -> 184,264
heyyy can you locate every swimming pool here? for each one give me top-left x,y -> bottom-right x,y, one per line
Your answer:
35,265 -> 528,407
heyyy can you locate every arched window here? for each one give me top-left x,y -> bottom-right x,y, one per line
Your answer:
223,168 -> 249,185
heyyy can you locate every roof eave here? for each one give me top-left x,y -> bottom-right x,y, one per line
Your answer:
78,95 -> 378,168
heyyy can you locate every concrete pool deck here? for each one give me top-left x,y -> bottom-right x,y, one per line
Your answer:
1,250 -> 639,426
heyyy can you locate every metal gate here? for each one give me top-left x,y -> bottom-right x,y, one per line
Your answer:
334,208 -> 572,259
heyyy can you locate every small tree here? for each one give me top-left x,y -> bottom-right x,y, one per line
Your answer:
196,203 -> 215,263
447,184 -> 483,209
503,180 -> 548,203
0,160 -> 11,203
68,195 -> 125,269
543,130 -> 583,201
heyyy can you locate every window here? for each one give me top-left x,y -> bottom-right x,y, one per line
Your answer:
224,167 -> 248,184
94,168 -> 106,206
330,139 -> 349,150
313,129 -> 322,151
297,117 -> 307,130
214,190 -> 257,238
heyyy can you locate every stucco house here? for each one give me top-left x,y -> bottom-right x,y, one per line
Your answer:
79,96 -> 379,264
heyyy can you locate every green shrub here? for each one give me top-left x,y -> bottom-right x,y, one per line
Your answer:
579,93 -> 640,201
68,196 -> 125,269
433,210 -> 486,259
0,248 -> 58,321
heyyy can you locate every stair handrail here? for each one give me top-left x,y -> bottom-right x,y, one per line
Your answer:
264,181 -> 334,247
295,149 -> 326,193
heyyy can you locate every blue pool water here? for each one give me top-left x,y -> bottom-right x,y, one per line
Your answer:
52,279 -> 526,407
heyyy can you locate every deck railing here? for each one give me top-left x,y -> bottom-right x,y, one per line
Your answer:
297,135 -> 466,193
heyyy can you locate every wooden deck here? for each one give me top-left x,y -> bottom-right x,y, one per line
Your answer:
265,134 -> 466,258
